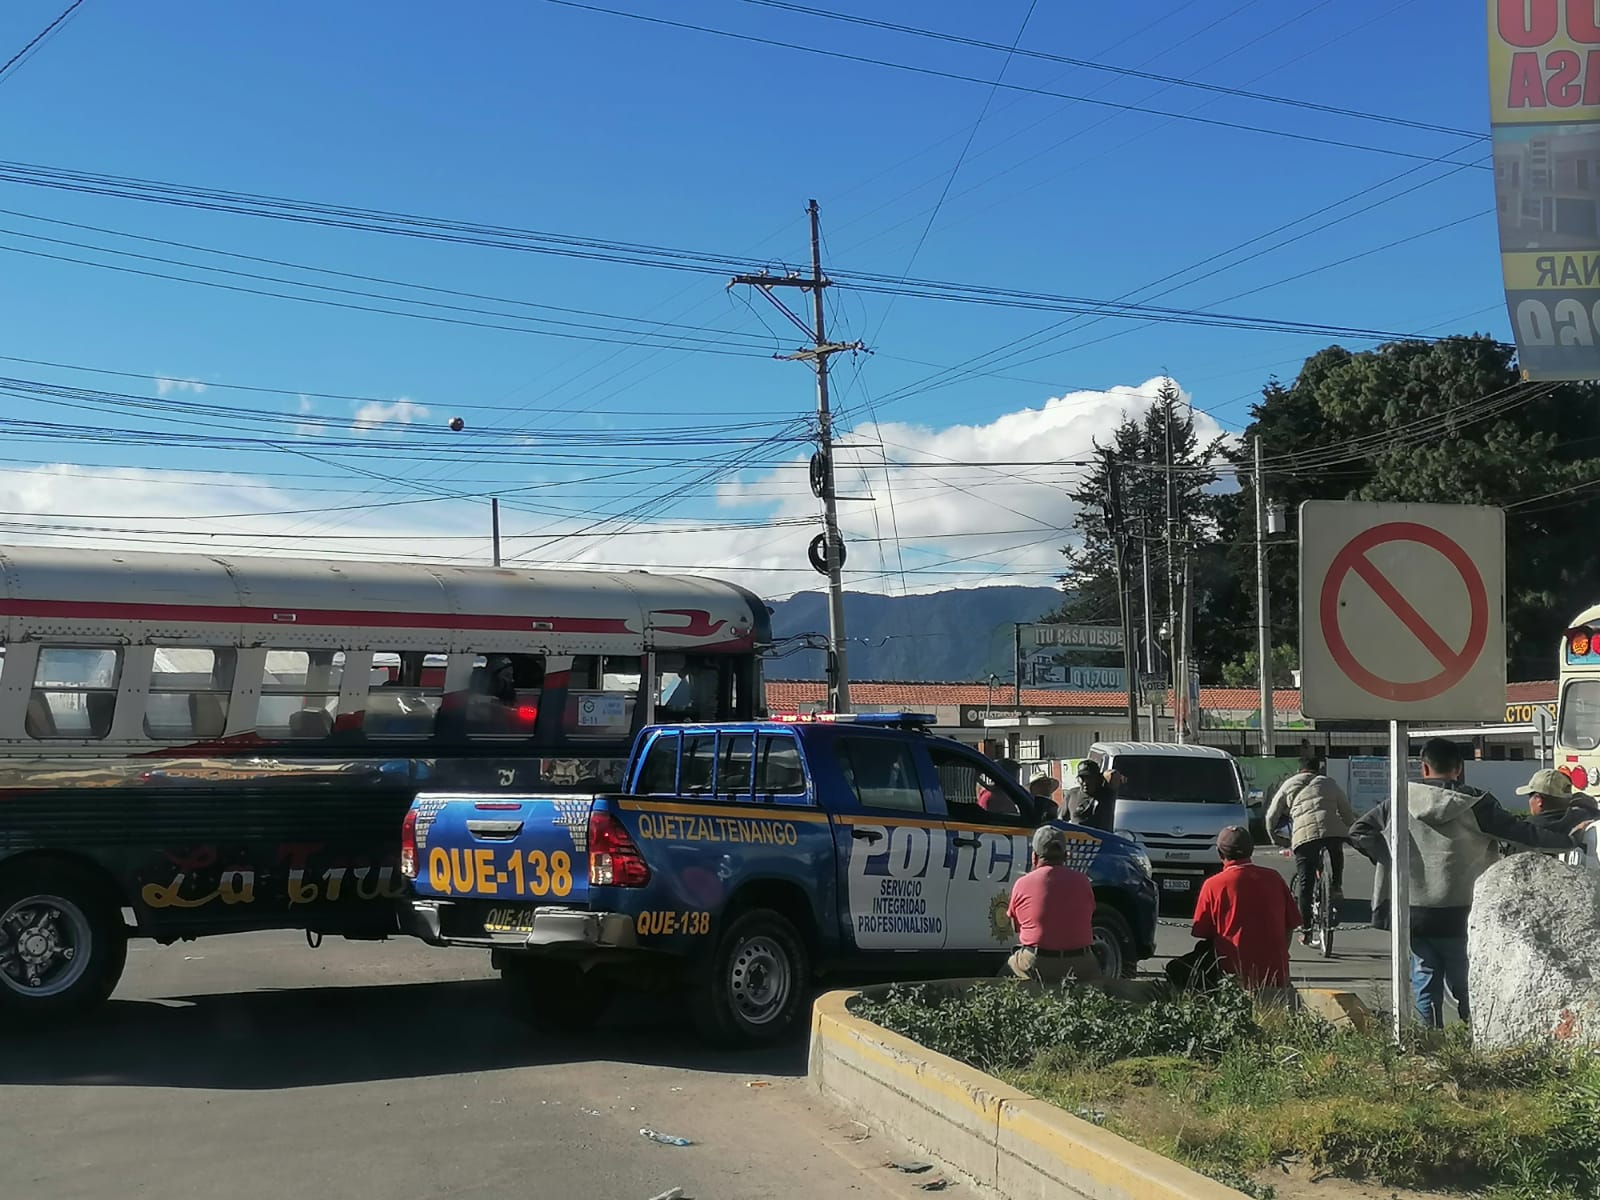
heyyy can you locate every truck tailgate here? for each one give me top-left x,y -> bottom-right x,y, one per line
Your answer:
412,792 -> 591,906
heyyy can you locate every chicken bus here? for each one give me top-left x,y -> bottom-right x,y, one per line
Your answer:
0,546 -> 769,1019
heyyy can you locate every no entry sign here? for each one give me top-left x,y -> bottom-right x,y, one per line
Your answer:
1300,502 -> 1505,721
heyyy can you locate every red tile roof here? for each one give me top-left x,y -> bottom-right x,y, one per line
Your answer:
764,680 -> 1302,713
765,679 -> 1560,715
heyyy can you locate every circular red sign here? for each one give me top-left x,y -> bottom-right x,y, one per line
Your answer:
1318,521 -> 1489,704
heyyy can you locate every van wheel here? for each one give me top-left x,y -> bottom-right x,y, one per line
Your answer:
500,959 -> 610,1032
0,863 -> 127,1021
693,908 -> 809,1047
1090,906 -> 1137,979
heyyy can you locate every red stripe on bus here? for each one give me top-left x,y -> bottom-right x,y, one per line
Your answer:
0,598 -> 636,635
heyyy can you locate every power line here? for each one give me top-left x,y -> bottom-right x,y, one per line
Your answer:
0,0 -> 85,83
541,0 -> 1492,171
735,0 -> 1485,143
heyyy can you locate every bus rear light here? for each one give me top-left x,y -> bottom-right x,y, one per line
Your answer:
399,808 -> 418,879
588,810 -> 650,888
1574,766 -> 1590,791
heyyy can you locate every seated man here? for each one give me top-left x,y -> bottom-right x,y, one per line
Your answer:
1004,825 -> 1100,984
1191,825 -> 1300,991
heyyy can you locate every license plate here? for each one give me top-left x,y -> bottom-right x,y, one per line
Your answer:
1161,878 -> 1192,892
483,906 -> 538,934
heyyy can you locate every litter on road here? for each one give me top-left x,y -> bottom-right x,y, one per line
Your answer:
639,1128 -> 693,1147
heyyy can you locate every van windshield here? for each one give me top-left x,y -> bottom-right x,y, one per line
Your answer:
1112,756 -> 1242,804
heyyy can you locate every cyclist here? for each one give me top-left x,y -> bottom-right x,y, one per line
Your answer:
1265,746 -> 1356,946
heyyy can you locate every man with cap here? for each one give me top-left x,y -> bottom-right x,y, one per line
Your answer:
1191,825 -> 1301,990
1005,825 -> 1101,983
1061,760 -> 1117,831
1518,768 -> 1599,844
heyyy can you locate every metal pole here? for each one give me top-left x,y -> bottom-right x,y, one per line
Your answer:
1390,719 -> 1412,1040
807,199 -> 851,714
1014,622 -> 1023,709
491,497 -> 502,568
1105,452 -> 1141,741
1254,436 -> 1275,759
1141,532 -> 1156,738
1176,548 -> 1191,744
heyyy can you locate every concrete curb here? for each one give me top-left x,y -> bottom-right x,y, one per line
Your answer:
808,981 -> 1378,1200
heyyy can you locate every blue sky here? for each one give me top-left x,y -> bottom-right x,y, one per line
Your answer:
0,0 -> 1503,596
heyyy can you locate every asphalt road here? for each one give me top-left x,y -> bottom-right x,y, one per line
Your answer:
0,851 -> 1400,1200
0,935 -> 944,1200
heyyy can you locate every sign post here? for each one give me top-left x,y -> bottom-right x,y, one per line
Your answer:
1299,502 -> 1506,1040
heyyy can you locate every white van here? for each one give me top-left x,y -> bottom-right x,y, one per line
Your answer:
1081,742 -> 1251,903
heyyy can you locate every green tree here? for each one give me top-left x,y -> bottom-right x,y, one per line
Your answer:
1203,335 -> 1600,681
1220,645 -> 1298,689
1054,380 -> 1223,677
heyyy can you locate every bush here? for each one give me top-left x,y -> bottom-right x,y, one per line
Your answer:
851,979 -> 1258,1074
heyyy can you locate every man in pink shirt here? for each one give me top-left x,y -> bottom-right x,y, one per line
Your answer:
1005,825 -> 1101,983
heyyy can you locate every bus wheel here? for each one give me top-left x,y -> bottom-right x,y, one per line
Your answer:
500,959 -> 609,1032
693,908 -> 810,1047
0,864 -> 127,1020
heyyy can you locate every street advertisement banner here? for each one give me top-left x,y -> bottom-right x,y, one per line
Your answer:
1489,0 -> 1600,379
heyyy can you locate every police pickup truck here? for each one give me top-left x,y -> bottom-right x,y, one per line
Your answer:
399,714 -> 1158,1045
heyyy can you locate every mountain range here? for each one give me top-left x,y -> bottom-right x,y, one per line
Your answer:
766,586 -> 1061,682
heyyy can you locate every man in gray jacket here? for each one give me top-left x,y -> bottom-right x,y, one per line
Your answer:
1266,746 -> 1357,942
1349,737 -> 1579,1027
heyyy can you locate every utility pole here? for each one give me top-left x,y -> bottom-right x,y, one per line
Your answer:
731,200 -> 865,712
491,497 -> 502,568
1141,527 -> 1156,737
1178,541 -> 1194,745
1253,436 -> 1275,759
1163,394 -> 1179,743
1103,450 -> 1142,741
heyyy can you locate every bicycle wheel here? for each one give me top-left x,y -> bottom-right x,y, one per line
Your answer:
1317,848 -> 1335,958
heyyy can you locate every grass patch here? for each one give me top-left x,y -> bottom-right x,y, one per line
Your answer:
852,982 -> 1600,1198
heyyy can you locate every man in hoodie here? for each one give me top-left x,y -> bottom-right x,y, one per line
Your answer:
1265,746 -> 1358,944
1348,737 -> 1580,1028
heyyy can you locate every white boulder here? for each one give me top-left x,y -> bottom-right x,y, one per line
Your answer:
1469,852 -> 1600,1048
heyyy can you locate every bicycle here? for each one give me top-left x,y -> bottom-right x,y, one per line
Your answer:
1279,839 -> 1339,957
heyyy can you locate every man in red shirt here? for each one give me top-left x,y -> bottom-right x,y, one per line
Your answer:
1005,825 -> 1100,983
1191,826 -> 1300,990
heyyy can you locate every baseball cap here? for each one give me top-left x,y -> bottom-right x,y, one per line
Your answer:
1031,825 -> 1069,861
1216,825 -> 1254,859
1076,760 -> 1102,779
1517,768 -> 1574,798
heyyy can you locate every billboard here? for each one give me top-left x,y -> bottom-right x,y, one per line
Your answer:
1024,623 -> 1124,651
1489,0 -> 1600,379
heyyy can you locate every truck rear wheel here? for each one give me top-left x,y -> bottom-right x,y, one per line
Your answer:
0,862 -> 127,1021
693,908 -> 810,1047
1090,905 -> 1137,979
500,959 -> 610,1032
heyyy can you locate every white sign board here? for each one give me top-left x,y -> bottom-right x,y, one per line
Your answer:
1299,501 -> 1505,721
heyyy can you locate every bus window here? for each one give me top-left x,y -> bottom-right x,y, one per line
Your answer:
28,647 -> 121,740
145,648 -> 236,740
464,653 -> 543,738
562,654 -> 640,740
258,650 -> 344,740
1561,679 -> 1600,751
365,650 -> 444,738
656,654 -> 731,723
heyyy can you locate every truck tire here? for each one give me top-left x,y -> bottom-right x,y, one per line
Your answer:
1090,905 -> 1137,979
693,908 -> 810,1047
500,959 -> 610,1032
0,861 -> 127,1022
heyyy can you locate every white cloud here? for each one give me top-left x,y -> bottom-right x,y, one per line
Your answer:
154,377 -> 206,396
0,376 -> 1226,603
352,398 -> 430,433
